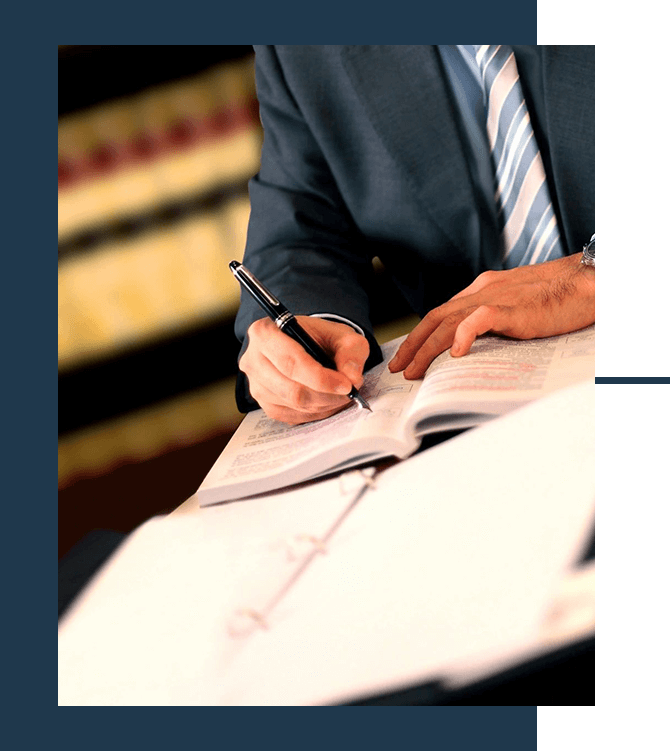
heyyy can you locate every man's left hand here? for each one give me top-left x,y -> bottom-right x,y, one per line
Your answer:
389,253 -> 595,379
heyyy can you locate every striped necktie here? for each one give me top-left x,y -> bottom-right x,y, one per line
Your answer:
473,45 -> 565,267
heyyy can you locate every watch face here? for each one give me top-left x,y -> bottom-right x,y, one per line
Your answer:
584,236 -> 595,260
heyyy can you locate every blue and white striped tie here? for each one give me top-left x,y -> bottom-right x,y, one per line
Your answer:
474,44 -> 565,267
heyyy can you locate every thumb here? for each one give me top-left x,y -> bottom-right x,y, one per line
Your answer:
339,358 -> 364,386
331,330 -> 369,386
298,316 -> 369,385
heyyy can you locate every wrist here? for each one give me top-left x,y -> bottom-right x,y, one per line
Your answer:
309,313 -> 365,337
568,250 -> 595,324
580,234 -> 595,267
576,234 -> 595,295
571,250 -> 595,286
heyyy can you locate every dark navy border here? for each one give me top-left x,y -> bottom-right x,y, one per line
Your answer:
52,1 -> 538,44
596,377 -> 670,384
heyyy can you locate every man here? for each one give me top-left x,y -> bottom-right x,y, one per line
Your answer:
235,45 -> 594,424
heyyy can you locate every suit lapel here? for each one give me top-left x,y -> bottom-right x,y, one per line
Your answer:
514,45 -> 595,252
542,46 -> 595,251
340,45 -> 484,255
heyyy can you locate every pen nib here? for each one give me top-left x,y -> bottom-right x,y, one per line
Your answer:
355,395 -> 373,412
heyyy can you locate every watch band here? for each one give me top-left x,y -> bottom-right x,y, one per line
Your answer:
581,234 -> 595,266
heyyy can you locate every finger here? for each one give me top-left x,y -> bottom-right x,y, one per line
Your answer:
250,354 -> 352,413
241,337 -> 351,415
273,342 -> 353,394
253,322 -> 353,396
388,309 -> 445,372
402,317 -> 462,379
390,275 -> 505,372
399,303 -> 480,378
296,317 -> 369,386
259,397 -> 351,426
450,305 -> 502,357
258,398 -> 350,426
331,332 -> 369,387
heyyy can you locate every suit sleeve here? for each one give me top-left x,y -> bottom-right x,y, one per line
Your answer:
234,46 -> 383,411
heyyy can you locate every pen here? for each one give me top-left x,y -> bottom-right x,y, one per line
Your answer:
230,261 -> 372,413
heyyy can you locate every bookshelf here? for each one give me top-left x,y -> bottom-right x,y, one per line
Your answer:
58,46 -> 260,377
58,46 -> 261,553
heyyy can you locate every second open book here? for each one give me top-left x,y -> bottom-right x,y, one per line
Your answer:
197,325 -> 595,506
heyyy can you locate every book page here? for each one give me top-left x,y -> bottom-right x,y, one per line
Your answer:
351,337 -> 421,440
197,329 -> 594,503
197,338 -> 420,503
58,473 -> 363,706
407,325 -> 595,433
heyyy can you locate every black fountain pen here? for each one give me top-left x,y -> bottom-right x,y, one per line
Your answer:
230,261 -> 372,412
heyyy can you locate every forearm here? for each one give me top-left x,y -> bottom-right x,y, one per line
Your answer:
525,250 -> 595,334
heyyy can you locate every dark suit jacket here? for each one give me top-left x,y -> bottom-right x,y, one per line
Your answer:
236,45 -> 594,410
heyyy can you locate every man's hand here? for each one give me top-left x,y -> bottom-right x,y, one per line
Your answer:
389,253 -> 595,379
240,316 -> 370,425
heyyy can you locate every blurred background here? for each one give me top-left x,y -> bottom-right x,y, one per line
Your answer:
58,45 -> 417,562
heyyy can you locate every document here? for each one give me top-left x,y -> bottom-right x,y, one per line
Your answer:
197,326 -> 594,505
58,476 -> 360,706
59,380 -> 595,706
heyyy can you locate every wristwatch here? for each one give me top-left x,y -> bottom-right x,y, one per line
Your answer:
581,234 -> 595,266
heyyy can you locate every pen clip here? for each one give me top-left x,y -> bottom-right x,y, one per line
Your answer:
230,262 -> 282,307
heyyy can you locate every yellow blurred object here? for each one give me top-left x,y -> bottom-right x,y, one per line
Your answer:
58,55 -> 261,371
58,198 -> 250,370
58,127 -> 260,240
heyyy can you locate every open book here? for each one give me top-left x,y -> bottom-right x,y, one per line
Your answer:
59,381 -> 595,706
197,325 -> 594,506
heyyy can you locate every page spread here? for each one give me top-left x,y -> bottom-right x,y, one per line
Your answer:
407,325 -> 595,434
197,326 -> 594,505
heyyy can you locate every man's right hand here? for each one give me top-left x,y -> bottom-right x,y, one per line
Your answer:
239,316 -> 370,425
